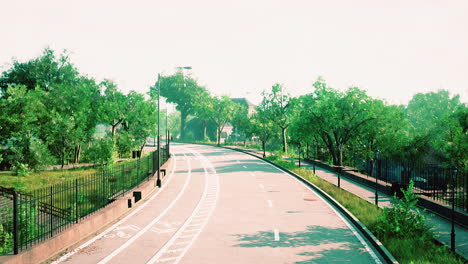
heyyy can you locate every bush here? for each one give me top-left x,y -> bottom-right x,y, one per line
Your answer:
83,139 -> 118,166
374,181 -> 432,239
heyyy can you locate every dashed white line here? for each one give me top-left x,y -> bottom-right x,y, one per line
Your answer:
259,184 -> 264,189
274,229 -> 280,241
267,200 -> 273,207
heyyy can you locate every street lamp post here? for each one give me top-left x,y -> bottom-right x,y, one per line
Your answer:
374,149 -> 380,206
451,166 -> 458,252
156,73 -> 162,188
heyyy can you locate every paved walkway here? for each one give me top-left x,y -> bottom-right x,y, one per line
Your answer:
231,147 -> 468,259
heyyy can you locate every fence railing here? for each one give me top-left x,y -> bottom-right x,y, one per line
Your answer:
0,146 -> 169,255
363,158 -> 467,212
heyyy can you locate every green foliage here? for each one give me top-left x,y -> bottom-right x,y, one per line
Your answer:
85,140 -> 117,165
155,71 -> 210,140
374,181 -> 432,239
13,162 -> 31,177
0,224 -> 13,254
260,84 -> 295,152
0,48 -> 155,170
265,155 -> 297,170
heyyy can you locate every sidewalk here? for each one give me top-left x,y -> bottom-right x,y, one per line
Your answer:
228,146 -> 468,259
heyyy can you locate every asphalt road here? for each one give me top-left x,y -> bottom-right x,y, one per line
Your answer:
50,143 -> 386,264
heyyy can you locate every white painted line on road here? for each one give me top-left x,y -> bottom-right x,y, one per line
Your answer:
182,229 -> 200,233
267,200 -> 273,207
265,161 -> 382,264
174,241 -> 191,245
164,248 -> 185,253
51,148 -> 181,264
179,234 -> 196,238
249,172 -> 255,176
236,160 -> 240,163
274,229 -> 280,241
259,184 -> 264,189
157,257 -> 179,262
96,152 -> 193,264
147,147 -> 220,264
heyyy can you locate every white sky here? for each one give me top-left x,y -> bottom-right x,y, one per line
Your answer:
1,0 -> 467,105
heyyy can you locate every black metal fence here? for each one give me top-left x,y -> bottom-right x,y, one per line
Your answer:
0,147 -> 169,255
356,158 -> 467,211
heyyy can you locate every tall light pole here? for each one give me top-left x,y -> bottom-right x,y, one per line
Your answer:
156,73 -> 162,188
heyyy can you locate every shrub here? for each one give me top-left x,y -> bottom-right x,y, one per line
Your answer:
374,181 -> 432,239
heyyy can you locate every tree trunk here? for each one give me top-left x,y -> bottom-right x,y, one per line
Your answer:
262,140 -> 266,158
281,127 -> 288,153
180,111 -> 187,140
74,144 -> 81,164
140,138 -> 147,153
217,127 -> 221,146
203,125 -> 207,141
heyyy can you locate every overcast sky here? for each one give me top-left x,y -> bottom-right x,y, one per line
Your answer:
1,0 -> 467,105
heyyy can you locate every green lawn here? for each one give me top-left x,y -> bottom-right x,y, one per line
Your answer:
0,167 -> 100,192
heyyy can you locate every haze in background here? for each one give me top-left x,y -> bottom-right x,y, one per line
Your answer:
1,0 -> 467,105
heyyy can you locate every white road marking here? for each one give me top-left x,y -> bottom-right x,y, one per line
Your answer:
267,200 -> 273,207
265,161 -> 382,264
274,229 -> 280,241
157,257 -> 179,262
96,152 -> 193,264
242,165 -> 247,168
51,148 -> 181,264
259,184 -> 264,189
174,241 -> 191,245
249,172 -> 255,176
146,147 -> 220,264
236,160 -> 240,163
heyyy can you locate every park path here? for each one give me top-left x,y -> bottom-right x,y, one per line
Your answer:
50,143 -> 386,263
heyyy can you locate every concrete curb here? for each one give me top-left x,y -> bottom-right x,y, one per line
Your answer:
0,156 -> 174,264
224,146 -> 399,264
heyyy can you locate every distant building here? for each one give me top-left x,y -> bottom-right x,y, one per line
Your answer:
231,98 -> 256,117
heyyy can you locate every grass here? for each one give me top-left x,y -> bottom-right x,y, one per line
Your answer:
268,156 -> 466,264
0,167 -> 100,192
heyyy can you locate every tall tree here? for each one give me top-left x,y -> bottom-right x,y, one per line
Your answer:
203,96 -> 238,146
261,84 -> 294,153
301,78 -> 377,166
98,80 -> 127,142
154,71 -> 209,140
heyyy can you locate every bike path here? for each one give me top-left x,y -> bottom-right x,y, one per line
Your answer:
50,144 -> 386,263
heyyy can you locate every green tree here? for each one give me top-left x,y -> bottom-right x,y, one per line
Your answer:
261,84 -> 294,153
301,78 -> 377,166
154,71 -> 210,140
251,102 -> 277,157
98,80 -> 127,142
203,96 -> 238,146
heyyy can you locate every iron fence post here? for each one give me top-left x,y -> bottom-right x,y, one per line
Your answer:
50,186 -> 53,238
13,190 -> 18,255
121,164 -> 125,197
451,166 -> 457,252
75,179 -> 79,223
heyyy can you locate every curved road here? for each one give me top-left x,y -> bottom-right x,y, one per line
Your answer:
51,143 -> 386,264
